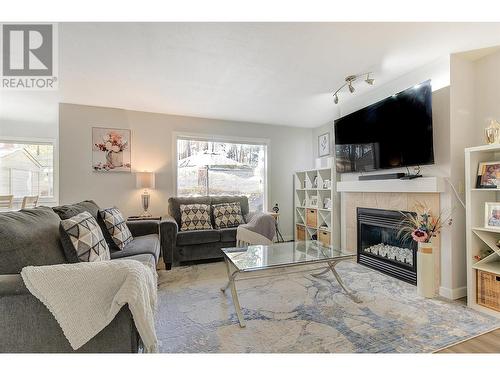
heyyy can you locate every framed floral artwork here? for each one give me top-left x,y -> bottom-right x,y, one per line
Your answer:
92,127 -> 131,172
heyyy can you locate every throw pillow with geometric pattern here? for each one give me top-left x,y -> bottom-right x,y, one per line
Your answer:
179,203 -> 213,231
212,202 -> 245,229
60,211 -> 110,262
99,208 -> 133,250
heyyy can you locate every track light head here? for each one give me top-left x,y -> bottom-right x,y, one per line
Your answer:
333,72 -> 374,104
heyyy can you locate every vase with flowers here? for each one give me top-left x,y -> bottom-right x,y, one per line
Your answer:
94,131 -> 129,169
399,202 -> 452,298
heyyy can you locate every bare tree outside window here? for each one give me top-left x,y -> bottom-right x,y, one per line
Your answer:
177,138 -> 266,211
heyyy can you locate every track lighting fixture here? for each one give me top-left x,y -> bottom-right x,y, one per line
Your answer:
332,72 -> 374,104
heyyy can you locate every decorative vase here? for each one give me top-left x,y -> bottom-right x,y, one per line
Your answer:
106,150 -> 123,167
417,242 -> 435,298
485,120 -> 500,144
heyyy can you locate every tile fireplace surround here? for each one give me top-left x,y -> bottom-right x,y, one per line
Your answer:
343,192 -> 441,290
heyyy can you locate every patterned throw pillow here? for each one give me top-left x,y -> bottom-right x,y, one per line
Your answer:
180,204 -> 213,231
60,211 -> 110,262
212,202 -> 245,229
99,208 -> 133,250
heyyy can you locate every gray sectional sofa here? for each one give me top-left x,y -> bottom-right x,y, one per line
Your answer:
163,195 -> 254,265
0,200 -> 162,353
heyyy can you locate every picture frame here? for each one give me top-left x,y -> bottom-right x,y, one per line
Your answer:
92,127 -> 131,172
484,202 -> 500,229
318,132 -> 330,157
310,195 -> 318,207
476,161 -> 500,188
323,198 -> 332,209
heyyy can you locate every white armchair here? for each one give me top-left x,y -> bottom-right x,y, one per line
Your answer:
236,212 -> 276,246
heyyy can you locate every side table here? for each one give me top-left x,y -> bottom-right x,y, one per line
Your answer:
127,216 -> 162,221
268,212 -> 284,242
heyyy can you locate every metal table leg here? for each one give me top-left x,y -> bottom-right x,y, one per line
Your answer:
221,257 -> 246,327
275,219 -> 284,243
327,260 -> 361,303
311,260 -> 361,303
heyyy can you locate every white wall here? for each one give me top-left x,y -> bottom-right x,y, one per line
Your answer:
448,54 -> 476,297
59,103 -> 313,239
0,91 -> 60,206
315,57 -> 463,298
442,48 -> 500,297
474,49 -> 500,138
0,91 -> 59,139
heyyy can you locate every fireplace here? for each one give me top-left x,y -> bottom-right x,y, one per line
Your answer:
357,207 -> 417,285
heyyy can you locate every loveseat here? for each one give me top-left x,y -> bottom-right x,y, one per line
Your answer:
163,196 -> 255,265
0,200 -> 161,353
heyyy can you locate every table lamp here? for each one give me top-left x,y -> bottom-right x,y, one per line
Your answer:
136,171 -> 155,217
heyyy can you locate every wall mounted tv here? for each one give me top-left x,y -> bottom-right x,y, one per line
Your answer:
334,80 -> 434,174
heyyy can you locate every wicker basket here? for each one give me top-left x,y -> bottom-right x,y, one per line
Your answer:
306,209 -> 317,228
477,269 -> 500,312
296,225 -> 305,241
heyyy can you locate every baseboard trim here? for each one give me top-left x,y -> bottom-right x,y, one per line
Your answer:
439,286 -> 467,300
280,234 -> 294,242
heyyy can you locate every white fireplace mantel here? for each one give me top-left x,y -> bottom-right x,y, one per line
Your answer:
336,176 -> 445,193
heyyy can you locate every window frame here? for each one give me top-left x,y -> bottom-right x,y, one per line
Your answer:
173,132 -> 270,212
0,136 -> 58,206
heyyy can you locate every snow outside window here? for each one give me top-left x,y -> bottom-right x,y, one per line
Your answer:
176,138 -> 267,212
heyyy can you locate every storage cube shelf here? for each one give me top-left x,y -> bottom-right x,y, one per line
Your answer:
293,167 -> 338,247
465,144 -> 500,318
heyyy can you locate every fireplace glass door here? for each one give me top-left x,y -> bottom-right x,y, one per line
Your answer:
357,207 -> 417,285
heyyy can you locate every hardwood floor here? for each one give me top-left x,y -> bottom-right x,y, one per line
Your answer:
436,328 -> 500,353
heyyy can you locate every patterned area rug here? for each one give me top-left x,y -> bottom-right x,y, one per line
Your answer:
155,261 -> 499,353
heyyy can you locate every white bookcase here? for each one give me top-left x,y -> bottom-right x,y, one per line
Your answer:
465,144 -> 500,317
293,167 -> 340,248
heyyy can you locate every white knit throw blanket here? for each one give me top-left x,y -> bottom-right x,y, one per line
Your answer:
21,259 -> 158,352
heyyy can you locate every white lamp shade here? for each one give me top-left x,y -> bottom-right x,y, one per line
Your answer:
136,172 -> 155,189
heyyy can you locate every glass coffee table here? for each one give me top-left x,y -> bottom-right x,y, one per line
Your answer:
221,240 -> 359,327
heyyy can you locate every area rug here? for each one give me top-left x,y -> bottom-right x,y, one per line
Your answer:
155,260 -> 499,353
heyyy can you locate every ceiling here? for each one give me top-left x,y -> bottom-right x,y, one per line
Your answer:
5,22 -> 500,129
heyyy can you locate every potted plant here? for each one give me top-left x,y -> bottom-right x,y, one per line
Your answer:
399,203 -> 452,298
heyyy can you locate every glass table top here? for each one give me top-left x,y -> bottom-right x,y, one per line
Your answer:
222,240 -> 355,272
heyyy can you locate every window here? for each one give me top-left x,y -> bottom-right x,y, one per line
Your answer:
0,142 -> 54,199
176,137 -> 267,211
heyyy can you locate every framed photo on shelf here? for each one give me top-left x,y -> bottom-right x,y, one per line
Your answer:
484,202 -> 500,229
476,161 -> 500,188
323,198 -> 332,209
310,195 -> 318,207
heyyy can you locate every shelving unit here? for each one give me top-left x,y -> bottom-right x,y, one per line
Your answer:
293,167 -> 339,247
465,144 -> 500,317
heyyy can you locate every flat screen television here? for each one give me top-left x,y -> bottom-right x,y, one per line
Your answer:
334,80 -> 434,173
